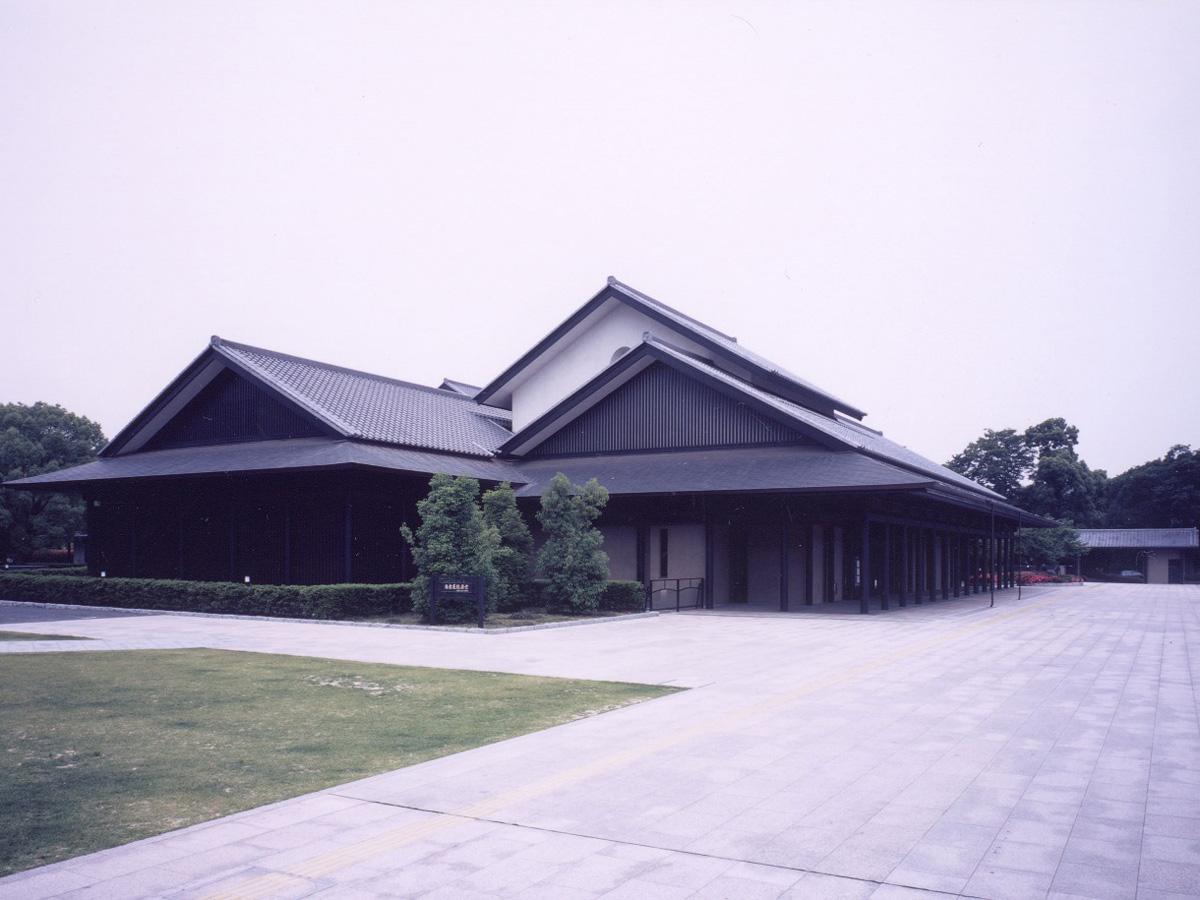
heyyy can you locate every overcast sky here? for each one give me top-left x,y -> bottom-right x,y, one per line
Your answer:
2,1 -> 1197,476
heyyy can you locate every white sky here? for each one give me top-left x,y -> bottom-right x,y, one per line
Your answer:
2,1 -> 1197,476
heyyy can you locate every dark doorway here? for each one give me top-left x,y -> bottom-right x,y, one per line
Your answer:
1168,559 -> 1183,584
728,529 -> 748,603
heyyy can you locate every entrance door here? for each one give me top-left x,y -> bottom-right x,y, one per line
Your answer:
1169,559 -> 1183,584
728,529 -> 748,603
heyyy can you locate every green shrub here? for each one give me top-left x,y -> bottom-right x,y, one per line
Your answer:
537,474 -> 609,613
2,565 -> 89,577
482,482 -> 534,612
600,580 -> 645,612
0,573 -> 411,620
401,474 -> 499,623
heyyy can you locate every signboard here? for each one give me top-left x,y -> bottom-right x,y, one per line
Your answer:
429,576 -> 487,628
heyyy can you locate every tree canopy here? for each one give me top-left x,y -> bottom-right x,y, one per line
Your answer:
947,418 -> 1197,533
1104,445 -> 1200,529
1,402 -> 107,561
945,428 -> 1032,498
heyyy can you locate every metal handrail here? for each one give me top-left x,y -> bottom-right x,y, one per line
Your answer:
646,577 -> 705,611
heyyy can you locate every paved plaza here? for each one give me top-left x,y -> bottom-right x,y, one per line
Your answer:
1,583 -> 1198,899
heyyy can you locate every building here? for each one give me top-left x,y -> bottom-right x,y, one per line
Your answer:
4,278 -> 1051,612
1077,528 -> 1200,584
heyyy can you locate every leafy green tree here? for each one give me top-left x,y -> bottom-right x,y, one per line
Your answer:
1016,523 -> 1088,570
1019,453 -> 1107,526
1105,445 -> 1200,528
1,402 -> 106,562
946,428 -> 1032,498
481,482 -> 533,611
400,474 -> 498,623
536,474 -> 609,613
1024,417 -> 1080,461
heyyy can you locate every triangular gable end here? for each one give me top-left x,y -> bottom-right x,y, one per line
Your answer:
501,340 -> 854,458
143,368 -> 326,451
527,361 -> 810,457
103,343 -> 343,457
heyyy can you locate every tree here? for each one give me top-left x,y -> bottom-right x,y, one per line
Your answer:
481,482 -> 533,611
1024,417 -> 1080,461
945,428 -> 1032,498
946,416 -> 1107,525
1,402 -> 106,562
400,474 -> 498,623
1018,453 -> 1107,527
536,474 -> 609,613
1017,523 -> 1087,570
1105,445 -> 1200,528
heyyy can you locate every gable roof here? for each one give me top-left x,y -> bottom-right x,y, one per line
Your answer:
502,334 -> 1003,502
104,338 -> 513,460
1076,528 -> 1199,549
475,277 -> 866,419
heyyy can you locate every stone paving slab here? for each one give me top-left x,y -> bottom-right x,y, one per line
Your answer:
1,584 -> 1198,898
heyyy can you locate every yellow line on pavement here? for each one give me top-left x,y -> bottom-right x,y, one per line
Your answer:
207,592 -> 1061,899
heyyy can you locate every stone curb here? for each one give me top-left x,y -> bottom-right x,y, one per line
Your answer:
0,599 -> 659,634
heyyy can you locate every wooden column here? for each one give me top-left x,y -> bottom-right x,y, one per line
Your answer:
942,532 -> 951,599
703,503 -> 715,609
779,510 -> 791,612
805,524 -> 815,605
881,525 -> 891,611
860,518 -> 871,614
898,526 -> 909,608
343,492 -> 354,583
925,527 -> 936,602
914,528 -> 924,604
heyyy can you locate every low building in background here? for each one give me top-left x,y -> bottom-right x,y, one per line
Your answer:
1077,527 -> 1200,584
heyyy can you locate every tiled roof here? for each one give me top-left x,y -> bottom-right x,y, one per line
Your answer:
607,278 -> 865,418
5,437 -> 524,488
644,338 -> 1003,501
1076,528 -> 1199,549
215,339 -> 512,458
514,446 -> 933,497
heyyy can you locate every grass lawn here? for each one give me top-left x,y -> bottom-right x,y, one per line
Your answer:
365,607 -> 634,628
0,631 -> 89,641
0,648 -> 676,876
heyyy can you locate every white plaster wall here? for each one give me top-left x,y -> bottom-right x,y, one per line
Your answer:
1147,551 -> 1180,584
648,524 -> 706,580
600,526 -> 638,581
508,302 -> 710,431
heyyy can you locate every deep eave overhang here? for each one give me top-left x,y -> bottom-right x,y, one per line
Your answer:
475,277 -> 867,419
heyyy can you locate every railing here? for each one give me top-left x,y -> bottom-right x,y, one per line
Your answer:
646,577 -> 705,612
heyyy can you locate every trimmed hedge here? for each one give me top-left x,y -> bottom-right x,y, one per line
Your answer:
2,565 -> 89,577
600,580 -> 645,613
526,578 -> 646,614
0,573 -> 411,620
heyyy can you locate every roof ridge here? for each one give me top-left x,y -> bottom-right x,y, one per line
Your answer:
607,276 -> 739,342
212,336 -> 495,407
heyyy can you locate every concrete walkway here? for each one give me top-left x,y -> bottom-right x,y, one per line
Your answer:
1,584 -> 1197,899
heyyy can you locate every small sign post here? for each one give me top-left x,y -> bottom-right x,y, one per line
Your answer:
429,576 -> 487,629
